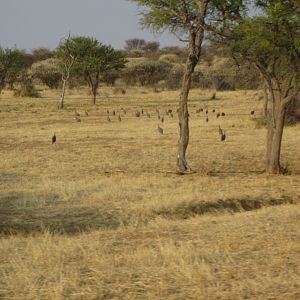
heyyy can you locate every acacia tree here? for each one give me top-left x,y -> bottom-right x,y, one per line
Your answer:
56,36 -> 80,109
0,48 -> 28,93
72,37 -> 126,104
227,0 -> 300,173
130,0 -> 246,173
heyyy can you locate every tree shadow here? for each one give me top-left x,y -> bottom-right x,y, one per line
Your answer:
0,192 -> 121,236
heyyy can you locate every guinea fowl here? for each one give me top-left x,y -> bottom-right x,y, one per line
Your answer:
52,133 -> 56,144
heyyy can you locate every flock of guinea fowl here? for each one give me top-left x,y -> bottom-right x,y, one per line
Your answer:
52,105 -> 255,145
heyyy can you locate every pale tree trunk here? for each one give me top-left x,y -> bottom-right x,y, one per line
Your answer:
58,78 -> 67,109
58,55 -> 75,110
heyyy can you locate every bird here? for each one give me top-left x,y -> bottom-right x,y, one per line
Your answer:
107,109 -> 109,115
113,110 -> 116,116
212,109 -> 215,113
218,125 -> 223,135
206,109 -> 208,114
118,115 -> 122,122
107,116 -> 111,122
206,117 -> 209,122
216,113 -> 220,118
157,125 -> 163,135
221,131 -> 226,141
250,110 -> 255,115
221,112 -> 226,116
75,110 -> 80,117
52,132 -> 56,144
218,126 -> 226,141
161,116 -> 164,123
135,111 -> 141,117
75,116 -> 81,122
85,110 -> 89,116
170,113 -> 173,118
141,108 -> 144,115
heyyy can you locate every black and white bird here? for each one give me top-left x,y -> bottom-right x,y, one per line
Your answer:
52,132 -> 56,144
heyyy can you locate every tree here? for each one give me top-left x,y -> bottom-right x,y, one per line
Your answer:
0,48 -> 28,93
130,0 -> 247,173
31,47 -> 53,62
124,38 -> 146,52
32,59 -> 61,89
226,0 -> 300,173
55,35 -> 80,109
122,59 -> 171,86
72,37 -> 126,104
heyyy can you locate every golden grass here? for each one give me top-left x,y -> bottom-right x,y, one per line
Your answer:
0,86 -> 299,299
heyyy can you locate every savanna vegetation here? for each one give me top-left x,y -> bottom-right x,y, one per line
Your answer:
0,0 -> 299,299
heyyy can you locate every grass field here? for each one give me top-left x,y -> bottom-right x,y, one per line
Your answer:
0,87 -> 299,299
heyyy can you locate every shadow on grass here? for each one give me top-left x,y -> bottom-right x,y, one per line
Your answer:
154,196 -> 295,220
0,192 -> 121,236
0,192 -> 296,236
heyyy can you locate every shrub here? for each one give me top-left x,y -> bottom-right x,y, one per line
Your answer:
165,64 -> 184,90
122,59 -> 172,86
14,76 -> 41,98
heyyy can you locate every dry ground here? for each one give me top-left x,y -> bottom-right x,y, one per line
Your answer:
0,87 -> 299,299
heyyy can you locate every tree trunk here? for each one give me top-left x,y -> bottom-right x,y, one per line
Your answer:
176,30 -> 204,173
265,102 -> 286,174
58,78 -> 67,109
177,58 -> 194,172
263,83 -> 269,117
91,82 -> 98,105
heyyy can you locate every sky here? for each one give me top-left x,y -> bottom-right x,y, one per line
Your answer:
0,0 -> 181,52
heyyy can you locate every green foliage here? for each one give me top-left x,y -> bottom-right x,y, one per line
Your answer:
56,36 -> 126,102
0,48 -> 28,91
130,0 -> 247,34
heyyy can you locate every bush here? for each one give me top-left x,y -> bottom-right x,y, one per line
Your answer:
14,76 -> 41,98
165,64 -> 184,90
122,59 -> 172,86
31,59 -> 61,89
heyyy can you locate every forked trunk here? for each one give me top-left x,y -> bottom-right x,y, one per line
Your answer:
266,102 -> 286,174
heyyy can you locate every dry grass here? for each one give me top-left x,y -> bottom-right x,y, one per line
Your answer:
0,86 -> 299,299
